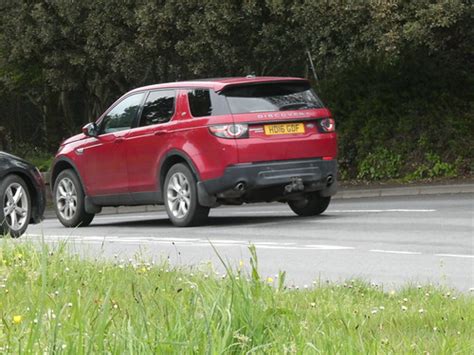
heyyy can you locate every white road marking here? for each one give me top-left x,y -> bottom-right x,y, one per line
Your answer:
435,253 -> 474,259
330,209 -> 436,213
370,249 -> 422,255
25,234 -> 352,251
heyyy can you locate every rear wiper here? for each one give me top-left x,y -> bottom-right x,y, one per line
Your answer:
279,103 -> 317,111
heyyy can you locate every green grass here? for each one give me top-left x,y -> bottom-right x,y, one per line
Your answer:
0,241 -> 472,354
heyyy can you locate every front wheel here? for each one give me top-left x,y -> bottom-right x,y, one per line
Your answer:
54,169 -> 94,227
288,193 -> 331,217
0,175 -> 31,237
164,163 -> 209,227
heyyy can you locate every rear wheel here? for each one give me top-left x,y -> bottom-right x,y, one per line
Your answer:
288,193 -> 330,216
54,169 -> 94,227
0,175 -> 31,237
164,163 -> 209,227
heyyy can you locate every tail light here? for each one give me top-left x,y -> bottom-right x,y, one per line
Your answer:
318,118 -> 335,133
209,124 -> 249,139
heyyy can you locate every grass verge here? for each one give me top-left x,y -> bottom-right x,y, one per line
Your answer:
0,241 -> 472,353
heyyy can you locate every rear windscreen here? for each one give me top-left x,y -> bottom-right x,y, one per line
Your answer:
221,82 -> 324,114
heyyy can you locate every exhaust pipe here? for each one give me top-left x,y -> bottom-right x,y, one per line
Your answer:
234,182 -> 246,192
326,175 -> 334,186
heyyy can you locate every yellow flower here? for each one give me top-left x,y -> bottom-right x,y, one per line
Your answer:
13,315 -> 22,324
16,253 -> 23,259
139,267 -> 147,273
267,277 -> 274,284
239,260 -> 244,268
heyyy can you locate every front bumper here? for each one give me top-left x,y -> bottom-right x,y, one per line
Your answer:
198,158 -> 337,205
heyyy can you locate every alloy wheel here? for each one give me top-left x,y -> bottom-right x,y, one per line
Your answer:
56,177 -> 78,220
3,183 -> 28,232
167,172 -> 191,219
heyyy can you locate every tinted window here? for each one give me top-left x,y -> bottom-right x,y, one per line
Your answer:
222,83 -> 324,114
188,89 -> 230,117
140,90 -> 175,126
102,93 -> 145,134
188,89 -> 212,117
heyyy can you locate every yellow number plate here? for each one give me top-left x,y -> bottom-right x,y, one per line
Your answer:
264,123 -> 305,135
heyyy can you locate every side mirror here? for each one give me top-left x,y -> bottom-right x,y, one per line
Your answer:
82,122 -> 98,137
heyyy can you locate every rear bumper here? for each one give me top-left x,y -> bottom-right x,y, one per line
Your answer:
198,158 -> 337,204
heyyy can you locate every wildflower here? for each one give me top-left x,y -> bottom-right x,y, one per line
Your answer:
65,267 -> 70,272
433,327 -> 438,331
61,344 -> 67,350
425,292 -> 430,297
54,291 -> 59,296
371,309 -> 378,314
67,303 -> 73,308
451,296 -> 457,300
310,302 -> 316,308
469,288 -> 474,292
204,274 -> 209,279
418,309 -> 425,314
389,290 -> 396,296
379,306 -> 385,310
401,306 -> 408,311
403,298 -> 408,302
239,260 -> 244,268
113,304 -> 118,309
417,285 -> 422,289
33,319 -> 38,324
304,284 -> 308,289
13,315 -> 22,324
140,267 -> 147,273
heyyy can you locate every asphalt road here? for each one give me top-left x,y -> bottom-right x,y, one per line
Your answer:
25,193 -> 473,291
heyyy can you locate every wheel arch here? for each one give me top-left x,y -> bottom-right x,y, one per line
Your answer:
158,150 -> 201,193
51,157 -> 87,194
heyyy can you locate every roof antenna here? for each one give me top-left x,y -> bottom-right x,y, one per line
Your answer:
306,49 -> 319,83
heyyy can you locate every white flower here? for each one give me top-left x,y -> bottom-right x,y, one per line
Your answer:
418,309 -> 425,313
401,306 -> 408,311
379,306 -> 385,310
67,303 -> 73,308
371,309 -> 378,314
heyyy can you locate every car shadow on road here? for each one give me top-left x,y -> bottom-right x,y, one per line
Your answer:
91,214 -> 337,228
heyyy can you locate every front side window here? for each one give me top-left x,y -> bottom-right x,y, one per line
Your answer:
222,82 -> 324,114
140,90 -> 175,126
102,93 -> 145,134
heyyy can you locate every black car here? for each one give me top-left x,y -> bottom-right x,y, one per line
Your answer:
0,152 -> 46,237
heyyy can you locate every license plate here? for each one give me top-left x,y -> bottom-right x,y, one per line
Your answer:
264,123 -> 305,135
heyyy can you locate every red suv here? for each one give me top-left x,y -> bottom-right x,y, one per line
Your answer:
51,77 -> 337,227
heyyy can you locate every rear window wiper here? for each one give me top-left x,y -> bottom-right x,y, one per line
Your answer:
278,103 -> 318,111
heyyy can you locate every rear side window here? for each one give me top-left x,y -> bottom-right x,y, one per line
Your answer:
187,89 -> 230,117
222,82 -> 324,114
140,90 -> 175,126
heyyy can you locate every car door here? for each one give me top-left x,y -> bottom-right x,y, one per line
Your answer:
80,92 -> 146,198
125,89 -> 177,200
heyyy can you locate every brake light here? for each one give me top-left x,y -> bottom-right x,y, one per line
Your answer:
318,118 -> 335,133
209,124 -> 249,139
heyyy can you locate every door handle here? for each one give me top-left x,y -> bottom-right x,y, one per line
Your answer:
154,130 -> 168,136
114,137 -> 124,143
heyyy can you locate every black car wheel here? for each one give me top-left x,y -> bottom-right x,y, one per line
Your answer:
288,193 -> 331,216
54,169 -> 94,227
0,174 -> 32,237
164,163 -> 209,227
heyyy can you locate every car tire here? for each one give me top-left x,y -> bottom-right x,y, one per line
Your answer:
0,174 -> 32,238
54,169 -> 94,227
288,193 -> 331,217
164,163 -> 210,227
